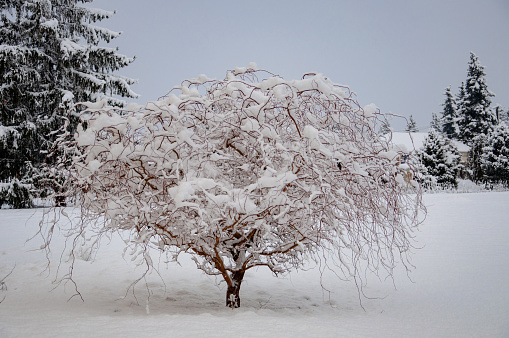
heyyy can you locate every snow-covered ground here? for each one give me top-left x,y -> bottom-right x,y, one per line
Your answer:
1,192 -> 508,337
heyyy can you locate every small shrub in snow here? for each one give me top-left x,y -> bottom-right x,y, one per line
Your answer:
481,124 -> 509,187
418,129 -> 461,189
42,67 -> 425,308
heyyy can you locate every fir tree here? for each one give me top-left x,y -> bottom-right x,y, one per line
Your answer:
406,115 -> 419,132
455,82 -> 466,132
430,112 -> 442,131
480,124 -> 509,186
378,119 -> 391,135
440,86 -> 458,139
467,134 -> 487,184
0,0 -> 137,207
503,108 -> 509,127
457,52 -> 496,144
494,105 -> 509,126
418,128 -> 461,188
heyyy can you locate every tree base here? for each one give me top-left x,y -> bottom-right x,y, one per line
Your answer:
225,270 -> 244,308
226,286 -> 241,308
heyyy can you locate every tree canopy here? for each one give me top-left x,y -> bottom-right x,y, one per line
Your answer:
481,123 -> 509,186
42,66 -> 425,308
0,0 -> 137,207
440,86 -> 459,139
418,128 -> 461,189
457,53 -> 496,143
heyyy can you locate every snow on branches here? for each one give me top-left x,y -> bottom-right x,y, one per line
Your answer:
45,67 -> 424,308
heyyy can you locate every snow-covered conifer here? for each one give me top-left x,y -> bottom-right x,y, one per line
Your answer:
440,86 -> 459,139
418,128 -> 461,188
41,67 -> 425,308
430,112 -> 442,131
481,124 -> 509,186
0,0 -> 137,207
406,115 -> 419,132
495,106 -> 509,126
378,119 -> 391,135
455,82 -> 466,132
467,134 -> 487,183
457,53 -> 496,144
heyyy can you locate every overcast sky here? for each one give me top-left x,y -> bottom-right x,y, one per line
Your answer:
91,0 -> 509,131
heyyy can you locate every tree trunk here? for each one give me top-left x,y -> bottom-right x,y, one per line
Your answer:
226,270 -> 245,308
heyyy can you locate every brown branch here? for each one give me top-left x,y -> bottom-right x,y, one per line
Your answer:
286,107 -> 301,137
226,138 -> 245,157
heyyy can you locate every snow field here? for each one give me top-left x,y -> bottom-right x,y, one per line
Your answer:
1,192 -> 508,337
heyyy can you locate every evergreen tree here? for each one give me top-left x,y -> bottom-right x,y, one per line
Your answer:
455,82 -> 466,132
503,108 -> 509,126
495,106 -> 509,126
467,134 -> 487,183
0,0 -> 137,207
378,119 -> 391,135
457,52 -> 496,144
480,124 -> 509,186
430,112 -> 442,131
440,86 -> 459,139
418,128 -> 461,188
406,115 -> 419,132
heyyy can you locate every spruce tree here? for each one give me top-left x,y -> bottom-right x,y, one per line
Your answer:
418,128 -> 461,188
406,115 -> 418,132
457,52 -> 496,144
481,124 -> 509,186
440,86 -> 459,139
378,119 -> 391,135
0,0 -> 137,208
455,82 -> 466,133
467,134 -> 487,184
495,106 -> 509,126
430,112 -> 442,131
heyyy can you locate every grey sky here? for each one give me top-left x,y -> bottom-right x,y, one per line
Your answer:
92,0 -> 509,131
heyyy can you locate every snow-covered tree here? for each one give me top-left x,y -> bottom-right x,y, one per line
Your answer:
481,124 -> 509,186
430,112 -> 442,131
466,134 -> 487,183
0,0 -> 137,207
41,67 -> 425,308
495,106 -> 509,126
418,128 -> 461,188
378,119 -> 391,135
457,53 -> 496,144
406,115 -> 418,132
502,108 -> 509,126
440,86 -> 459,139
455,82 -> 466,132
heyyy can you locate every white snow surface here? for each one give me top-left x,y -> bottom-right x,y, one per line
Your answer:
1,192 -> 508,337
